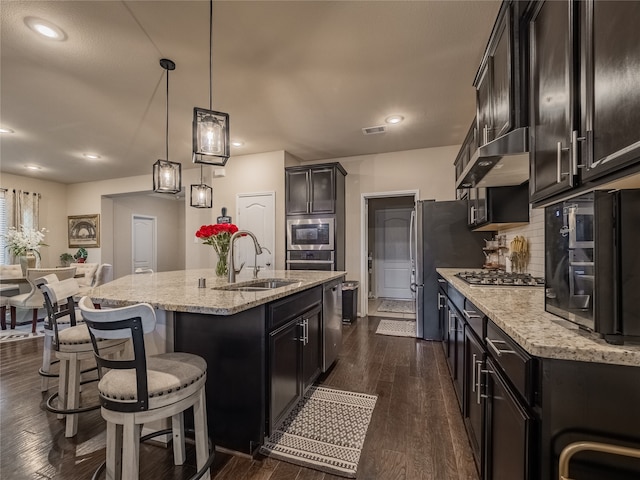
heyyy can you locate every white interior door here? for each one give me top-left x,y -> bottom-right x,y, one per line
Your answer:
236,192 -> 275,273
132,215 -> 157,273
374,208 -> 412,299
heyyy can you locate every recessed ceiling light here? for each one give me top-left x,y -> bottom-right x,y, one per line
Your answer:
24,17 -> 66,41
385,115 -> 404,125
0,128 -> 14,134
83,153 -> 101,159
25,165 -> 42,171
231,141 -> 244,147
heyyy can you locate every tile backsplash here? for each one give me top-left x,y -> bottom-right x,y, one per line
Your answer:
498,206 -> 545,278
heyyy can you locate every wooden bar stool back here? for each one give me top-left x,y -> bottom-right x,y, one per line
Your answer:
40,278 -> 127,438
78,296 -> 213,480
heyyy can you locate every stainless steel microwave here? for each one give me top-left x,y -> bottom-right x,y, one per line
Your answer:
286,217 -> 334,251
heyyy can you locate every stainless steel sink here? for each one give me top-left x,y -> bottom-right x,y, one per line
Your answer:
214,279 -> 300,292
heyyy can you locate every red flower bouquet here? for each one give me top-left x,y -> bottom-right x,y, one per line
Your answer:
195,223 -> 239,276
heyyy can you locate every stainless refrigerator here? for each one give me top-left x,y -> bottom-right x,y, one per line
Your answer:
411,200 -> 490,340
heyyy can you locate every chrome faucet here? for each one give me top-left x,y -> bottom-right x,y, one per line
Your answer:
227,230 -> 265,283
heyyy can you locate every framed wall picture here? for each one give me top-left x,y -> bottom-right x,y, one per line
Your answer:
68,214 -> 100,248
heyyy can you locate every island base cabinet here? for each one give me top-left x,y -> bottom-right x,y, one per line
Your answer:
269,319 -> 302,434
174,306 -> 267,455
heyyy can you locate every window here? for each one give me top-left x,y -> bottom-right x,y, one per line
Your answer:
0,190 -> 7,264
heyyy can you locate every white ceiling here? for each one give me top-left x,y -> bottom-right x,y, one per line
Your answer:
0,0 -> 500,185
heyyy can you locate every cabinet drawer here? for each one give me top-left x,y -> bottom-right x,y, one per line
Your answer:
267,287 -> 322,331
463,298 -> 485,339
486,320 -> 534,405
447,285 -> 465,316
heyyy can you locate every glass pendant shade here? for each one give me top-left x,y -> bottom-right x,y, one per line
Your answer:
190,183 -> 213,208
153,159 -> 181,194
193,107 -> 230,166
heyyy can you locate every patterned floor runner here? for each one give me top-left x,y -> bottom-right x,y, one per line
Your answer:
0,322 -> 45,343
377,299 -> 415,314
375,319 -> 417,338
260,386 -> 377,478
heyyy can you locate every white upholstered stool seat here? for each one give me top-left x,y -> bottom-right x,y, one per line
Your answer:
78,297 -> 213,480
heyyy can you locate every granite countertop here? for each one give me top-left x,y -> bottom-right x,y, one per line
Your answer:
437,268 -> 640,368
90,269 -> 346,316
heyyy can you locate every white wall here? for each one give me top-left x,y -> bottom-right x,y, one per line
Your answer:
4,146 -> 460,284
0,173 -> 68,267
313,145 -> 458,285
498,205 -> 544,278
110,193 -> 184,278
191,150 -> 287,270
311,145 -> 459,315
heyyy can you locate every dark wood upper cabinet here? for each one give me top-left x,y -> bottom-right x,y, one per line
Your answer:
528,0 -> 640,204
581,0 -> 640,182
285,163 -> 346,216
528,0 -> 575,202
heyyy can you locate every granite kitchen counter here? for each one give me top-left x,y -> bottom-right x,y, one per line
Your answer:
90,269 -> 346,315
437,268 -> 640,367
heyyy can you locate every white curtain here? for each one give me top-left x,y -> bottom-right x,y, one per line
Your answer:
6,189 -> 41,230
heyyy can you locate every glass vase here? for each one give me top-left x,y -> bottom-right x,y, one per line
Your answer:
215,252 -> 229,277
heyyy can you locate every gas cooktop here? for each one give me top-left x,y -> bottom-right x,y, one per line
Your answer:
455,270 -> 545,287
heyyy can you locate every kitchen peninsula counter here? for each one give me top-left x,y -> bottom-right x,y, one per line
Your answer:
90,269 -> 346,315
437,268 -> 640,367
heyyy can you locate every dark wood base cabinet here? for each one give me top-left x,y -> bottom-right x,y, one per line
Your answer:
174,286 -> 323,455
483,357 -> 535,480
439,276 -> 640,480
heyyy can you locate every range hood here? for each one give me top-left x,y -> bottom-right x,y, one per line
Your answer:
456,127 -> 530,189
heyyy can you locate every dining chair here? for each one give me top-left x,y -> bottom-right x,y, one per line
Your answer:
70,262 -> 99,296
41,278 -> 127,437
0,264 -> 23,329
78,296 -> 214,480
7,267 -> 77,332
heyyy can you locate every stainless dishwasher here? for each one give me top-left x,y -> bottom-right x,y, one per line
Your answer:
322,278 -> 343,371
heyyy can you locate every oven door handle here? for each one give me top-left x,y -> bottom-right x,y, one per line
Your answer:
286,259 -> 334,264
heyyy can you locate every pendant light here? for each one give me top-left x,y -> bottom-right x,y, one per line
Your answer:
153,58 -> 182,194
192,0 -> 230,166
190,164 -> 213,208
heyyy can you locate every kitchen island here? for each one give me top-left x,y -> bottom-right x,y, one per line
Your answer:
437,268 -> 640,480
91,269 -> 346,455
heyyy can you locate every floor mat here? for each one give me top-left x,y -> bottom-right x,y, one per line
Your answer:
260,386 -> 377,478
377,299 -> 415,314
0,322 -> 45,343
375,319 -> 416,338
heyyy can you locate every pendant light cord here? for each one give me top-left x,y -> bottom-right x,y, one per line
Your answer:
209,0 -> 213,110
165,66 -> 170,160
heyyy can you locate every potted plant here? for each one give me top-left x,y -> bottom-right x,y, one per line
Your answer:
60,252 -> 74,267
74,247 -> 88,263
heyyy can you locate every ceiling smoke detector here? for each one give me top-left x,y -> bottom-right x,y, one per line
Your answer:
362,125 -> 386,135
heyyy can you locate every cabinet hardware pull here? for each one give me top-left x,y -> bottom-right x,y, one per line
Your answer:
437,279 -> 446,284
463,309 -> 480,319
470,205 -> 476,224
556,141 -> 571,183
472,353 -> 477,392
437,293 -> 445,309
571,130 -> 587,175
486,337 -> 515,357
476,360 -> 483,405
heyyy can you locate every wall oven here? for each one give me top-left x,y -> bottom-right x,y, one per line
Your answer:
286,217 -> 334,251
286,251 -> 335,271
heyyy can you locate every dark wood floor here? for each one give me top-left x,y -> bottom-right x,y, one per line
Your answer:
0,316 -> 478,480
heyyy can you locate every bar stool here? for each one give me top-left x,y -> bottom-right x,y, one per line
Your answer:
78,296 -> 214,480
40,278 -> 128,437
